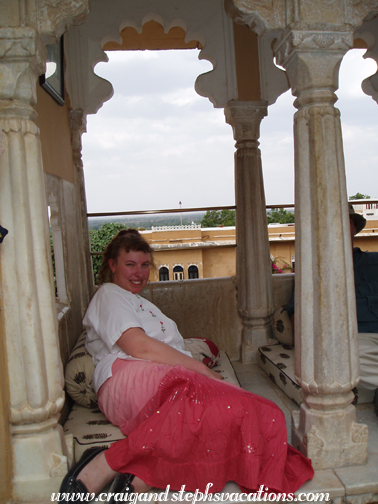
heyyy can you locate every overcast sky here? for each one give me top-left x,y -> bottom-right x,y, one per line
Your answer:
82,48 -> 377,214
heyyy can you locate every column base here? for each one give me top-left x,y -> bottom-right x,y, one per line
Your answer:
292,402 -> 368,470
240,319 -> 273,363
12,418 -> 73,502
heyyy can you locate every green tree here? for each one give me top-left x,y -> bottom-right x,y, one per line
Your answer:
267,208 -> 295,224
349,192 -> 370,200
89,222 -> 129,284
201,209 -> 236,227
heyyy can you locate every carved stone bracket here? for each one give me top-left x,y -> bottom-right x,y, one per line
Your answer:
226,0 -> 378,37
224,0 -> 285,35
355,14 -> 378,105
37,0 -> 90,41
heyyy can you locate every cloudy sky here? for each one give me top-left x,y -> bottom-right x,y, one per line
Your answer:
81,48 -> 377,214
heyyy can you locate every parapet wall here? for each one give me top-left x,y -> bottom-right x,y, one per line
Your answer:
142,273 -> 295,361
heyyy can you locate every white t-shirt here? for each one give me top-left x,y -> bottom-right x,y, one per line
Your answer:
83,283 -> 192,392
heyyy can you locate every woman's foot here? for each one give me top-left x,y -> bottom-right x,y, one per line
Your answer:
107,474 -> 152,504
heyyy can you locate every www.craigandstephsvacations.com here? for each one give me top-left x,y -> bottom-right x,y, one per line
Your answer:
51,483 -> 330,503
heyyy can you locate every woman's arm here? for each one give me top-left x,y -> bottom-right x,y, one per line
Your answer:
116,327 -> 222,381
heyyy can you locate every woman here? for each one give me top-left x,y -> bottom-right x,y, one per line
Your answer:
59,229 -> 313,502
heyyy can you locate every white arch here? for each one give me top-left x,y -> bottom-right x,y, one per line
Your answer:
64,0 -> 238,117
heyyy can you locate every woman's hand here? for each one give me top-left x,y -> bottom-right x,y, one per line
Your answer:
116,327 -> 224,381
202,366 -> 223,381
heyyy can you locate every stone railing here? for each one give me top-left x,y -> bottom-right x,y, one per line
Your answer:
151,224 -> 201,231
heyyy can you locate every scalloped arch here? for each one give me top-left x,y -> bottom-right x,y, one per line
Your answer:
64,0 -> 238,117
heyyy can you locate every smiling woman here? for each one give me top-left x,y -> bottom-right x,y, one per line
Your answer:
60,228 -> 314,501
109,249 -> 151,294
98,229 -> 154,286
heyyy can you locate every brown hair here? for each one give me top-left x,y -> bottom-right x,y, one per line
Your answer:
98,229 -> 154,284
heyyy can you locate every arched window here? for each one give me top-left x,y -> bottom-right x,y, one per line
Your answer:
173,265 -> 184,281
159,266 -> 169,281
188,265 -> 199,279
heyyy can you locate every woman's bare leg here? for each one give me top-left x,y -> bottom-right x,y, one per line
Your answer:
132,478 -> 152,493
77,452 -> 117,494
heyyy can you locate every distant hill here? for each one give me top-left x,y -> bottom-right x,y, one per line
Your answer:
88,212 -> 206,231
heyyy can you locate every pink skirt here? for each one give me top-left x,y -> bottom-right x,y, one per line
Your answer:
97,359 -> 313,494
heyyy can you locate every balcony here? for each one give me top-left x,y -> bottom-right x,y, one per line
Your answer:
84,203 -> 378,502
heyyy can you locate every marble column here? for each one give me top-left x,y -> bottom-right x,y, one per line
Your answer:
225,101 -> 274,363
0,27 -> 70,500
275,29 -> 368,469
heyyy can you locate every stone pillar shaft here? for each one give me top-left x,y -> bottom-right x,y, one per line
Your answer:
70,108 -> 94,312
275,29 -> 368,469
225,101 -> 274,363
0,27 -> 69,500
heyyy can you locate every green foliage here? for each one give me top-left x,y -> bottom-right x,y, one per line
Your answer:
88,212 -> 205,231
349,192 -> 370,200
201,209 -> 236,227
89,222 -> 129,284
267,208 -> 295,224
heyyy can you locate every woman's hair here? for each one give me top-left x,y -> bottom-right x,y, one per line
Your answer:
98,228 -> 154,284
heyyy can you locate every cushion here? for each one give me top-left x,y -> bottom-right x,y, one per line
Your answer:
65,333 -> 221,407
258,344 -> 375,407
184,337 -> 220,368
272,306 -> 294,345
65,332 -> 98,408
258,343 -> 302,406
64,350 -> 240,462
63,404 -> 127,461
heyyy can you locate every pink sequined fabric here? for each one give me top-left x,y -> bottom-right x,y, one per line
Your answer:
98,359 -> 313,494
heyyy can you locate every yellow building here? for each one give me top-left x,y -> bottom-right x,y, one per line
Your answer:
144,215 -> 378,281
143,225 -> 237,281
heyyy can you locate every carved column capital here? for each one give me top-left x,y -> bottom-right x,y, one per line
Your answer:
225,101 -> 268,146
274,28 -> 353,100
0,27 -> 46,107
275,28 -> 353,68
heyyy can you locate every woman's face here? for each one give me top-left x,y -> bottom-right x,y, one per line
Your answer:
109,249 -> 151,294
